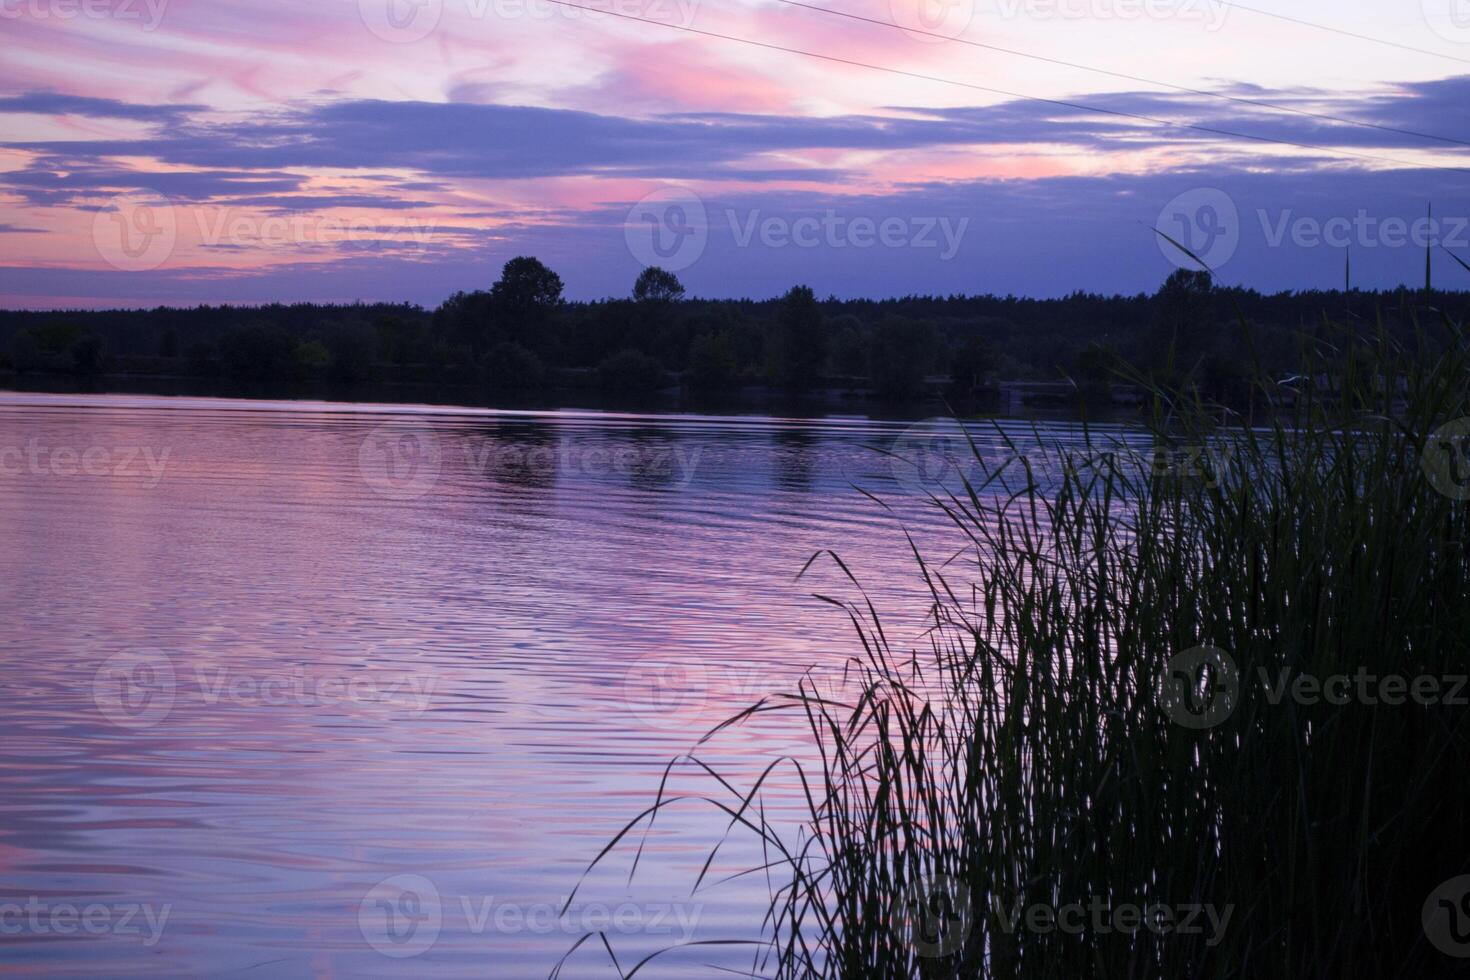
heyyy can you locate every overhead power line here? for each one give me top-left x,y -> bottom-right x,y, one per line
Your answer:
1212,1 -> 1470,67
536,0 -> 1470,177
774,0 -> 1470,150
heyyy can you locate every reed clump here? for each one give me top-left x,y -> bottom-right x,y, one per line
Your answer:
576,319 -> 1470,979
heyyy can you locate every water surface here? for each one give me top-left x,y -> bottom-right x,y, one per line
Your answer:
0,393 -> 1123,977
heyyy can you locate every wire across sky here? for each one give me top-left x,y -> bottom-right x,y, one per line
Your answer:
537,0 -> 1470,177
772,0 -> 1470,150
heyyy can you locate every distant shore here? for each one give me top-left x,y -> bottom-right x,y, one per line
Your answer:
0,369 -> 1149,422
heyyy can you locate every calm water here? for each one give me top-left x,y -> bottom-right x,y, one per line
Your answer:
0,393 -> 1130,977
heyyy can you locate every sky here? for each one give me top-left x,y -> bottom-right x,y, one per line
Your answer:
2,0 -> 1470,308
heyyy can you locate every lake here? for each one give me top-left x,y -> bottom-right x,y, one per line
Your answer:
0,392 -> 1134,977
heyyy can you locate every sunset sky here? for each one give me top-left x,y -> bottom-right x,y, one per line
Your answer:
3,0 -> 1470,308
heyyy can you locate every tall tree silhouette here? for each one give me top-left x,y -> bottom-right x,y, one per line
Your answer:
768,285 -> 825,389
491,256 -> 564,349
632,267 -> 685,304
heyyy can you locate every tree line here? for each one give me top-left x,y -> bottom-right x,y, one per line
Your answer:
2,257 -> 1465,402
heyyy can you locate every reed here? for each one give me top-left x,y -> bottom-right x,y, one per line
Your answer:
571,315 -> 1470,979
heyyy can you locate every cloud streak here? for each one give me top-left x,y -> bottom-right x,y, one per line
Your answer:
2,70 -> 1469,306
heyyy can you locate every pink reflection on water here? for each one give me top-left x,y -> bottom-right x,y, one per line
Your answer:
0,393 -> 1111,976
